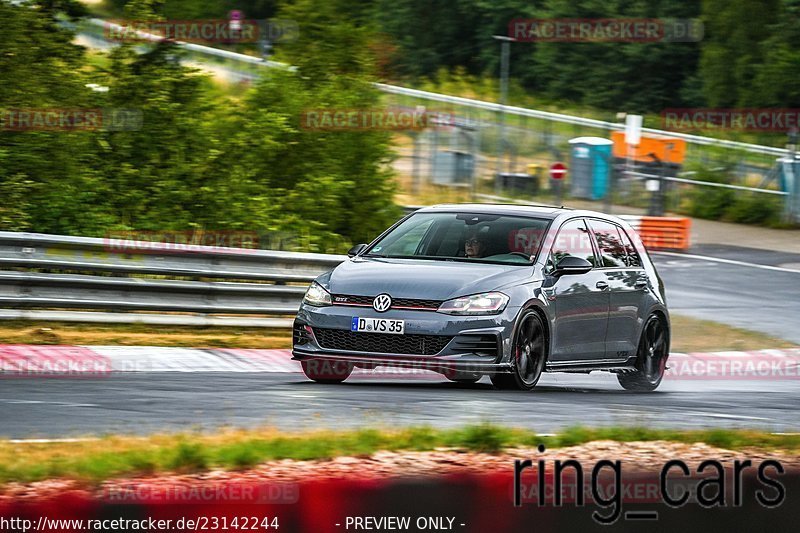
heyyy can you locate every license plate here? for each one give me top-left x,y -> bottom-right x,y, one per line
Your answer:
351,317 -> 405,335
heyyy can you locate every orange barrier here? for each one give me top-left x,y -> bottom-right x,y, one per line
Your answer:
611,131 -> 687,164
621,215 -> 691,251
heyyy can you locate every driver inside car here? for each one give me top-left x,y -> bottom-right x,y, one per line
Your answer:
464,228 -> 488,258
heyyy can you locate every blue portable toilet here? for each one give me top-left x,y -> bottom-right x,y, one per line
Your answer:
777,156 -> 800,222
568,137 -> 613,200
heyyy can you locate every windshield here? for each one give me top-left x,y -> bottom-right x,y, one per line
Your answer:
364,212 -> 550,265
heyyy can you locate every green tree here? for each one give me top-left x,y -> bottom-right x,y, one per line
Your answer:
699,0 -> 780,107
0,0 -> 109,234
530,0 -> 701,113
746,0 -> 800,107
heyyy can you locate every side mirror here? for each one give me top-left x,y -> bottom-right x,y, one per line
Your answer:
348,243 -> 368,257
553,256 -> 593,276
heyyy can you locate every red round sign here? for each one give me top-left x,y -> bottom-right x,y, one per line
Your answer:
550,162 -> 567,180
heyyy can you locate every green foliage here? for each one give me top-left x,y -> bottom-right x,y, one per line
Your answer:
107,0 -> 278,20
529,0 -> 701,113
450,423 -> 511,453
3,425 -> 800,484
684,168 -> 736,220
724,194 -> 785,226
169,440 -> 209,471
0,0 -> 399,249
746,0 -> 800,107
699,0 -> 780,107
97,0 -> 800,115
0,173 -> 34,231
681,166 -> 785,226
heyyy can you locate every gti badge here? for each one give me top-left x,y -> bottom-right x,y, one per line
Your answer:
372,294 -> 392,312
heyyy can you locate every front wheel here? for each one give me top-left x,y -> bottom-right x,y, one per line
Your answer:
301,359 -> 353,384
618,315 -> 668,392
491,311 -> 547,391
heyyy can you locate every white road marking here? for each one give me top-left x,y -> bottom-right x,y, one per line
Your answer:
653,251 -> 800,274
8,438 -> 98,444
0,399 -> 99,408
683,411 -> 772,421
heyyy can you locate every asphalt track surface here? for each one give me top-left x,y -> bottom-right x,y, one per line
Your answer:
2,370 -> 798,439
652,246 -> 800,344
2,245 -> 799,439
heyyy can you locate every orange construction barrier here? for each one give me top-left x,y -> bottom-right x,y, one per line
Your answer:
611,131 -> 687,165
621,215 -> 691,251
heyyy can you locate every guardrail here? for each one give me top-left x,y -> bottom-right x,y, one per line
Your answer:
0,206 -> 691,327
0,231 -> 345,327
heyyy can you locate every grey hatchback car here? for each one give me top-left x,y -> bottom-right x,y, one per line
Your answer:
292,204 -> 670,391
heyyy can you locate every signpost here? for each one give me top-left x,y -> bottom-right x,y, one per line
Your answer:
550,162 -> 567,205
624,114 -> 643,203
549,162 -> 567,180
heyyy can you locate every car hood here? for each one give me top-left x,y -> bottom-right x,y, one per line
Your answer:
319,257 -> 534,300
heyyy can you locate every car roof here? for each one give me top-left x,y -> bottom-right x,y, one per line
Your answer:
415,203 -> 563,218
414,203 -> 625,224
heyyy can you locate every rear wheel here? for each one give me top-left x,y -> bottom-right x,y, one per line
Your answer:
301,359 -> 353,384
618,315 -> 668,392
491,311 -> 547,391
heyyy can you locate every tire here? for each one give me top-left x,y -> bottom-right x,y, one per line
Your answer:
301,359 -> 353,384
618,315 -> 668,392
490,310 -> 547,391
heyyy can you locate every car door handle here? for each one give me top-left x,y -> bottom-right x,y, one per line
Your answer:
596,281 -> 609,290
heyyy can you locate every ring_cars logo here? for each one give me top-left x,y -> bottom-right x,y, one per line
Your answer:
372,294 -> 392,312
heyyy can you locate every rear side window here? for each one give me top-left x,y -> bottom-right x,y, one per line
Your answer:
549,218 -> 597,269
617,227 -> 642,268
588,220 -> 627,268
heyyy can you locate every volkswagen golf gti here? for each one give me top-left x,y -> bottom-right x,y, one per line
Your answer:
292,204 -> 670,391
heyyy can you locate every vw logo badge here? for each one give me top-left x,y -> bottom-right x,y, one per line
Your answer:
372,294 -> 392,313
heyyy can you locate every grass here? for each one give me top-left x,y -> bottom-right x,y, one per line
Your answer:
669,315 -> 797,353
2,424 -> 799,485
0,321 -> 291,349
0,314 -> 794,353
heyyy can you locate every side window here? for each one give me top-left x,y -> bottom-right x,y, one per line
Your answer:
588,220 -> 627,268
549,218 -> 596,270
617,227 -> 642,268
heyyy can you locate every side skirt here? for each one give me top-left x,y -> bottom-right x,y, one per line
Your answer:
546,356 -> 638,374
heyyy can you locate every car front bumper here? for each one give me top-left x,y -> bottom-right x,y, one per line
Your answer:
292,302 -> 521,374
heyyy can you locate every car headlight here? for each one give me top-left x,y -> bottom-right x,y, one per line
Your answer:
303,282 -> 332,306
437,292 -> 509,315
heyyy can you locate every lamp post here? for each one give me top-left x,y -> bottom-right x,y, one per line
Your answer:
493,35 -> 515,195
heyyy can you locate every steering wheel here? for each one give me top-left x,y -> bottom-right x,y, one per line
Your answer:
509,252 -> 532,261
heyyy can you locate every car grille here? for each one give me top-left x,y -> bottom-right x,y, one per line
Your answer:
331,294 -> 442,311
313,328 -> 452,356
